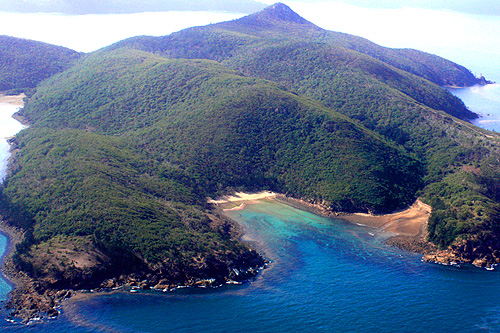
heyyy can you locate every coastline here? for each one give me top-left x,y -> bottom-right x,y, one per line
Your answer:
217,192 -> 497,268
0,99 -> 268,322
0,93 -> 73,323
0,221 -> 25,290
0,94 -> 25,106
213,191 -> 435,254
0,93 -> 43,322
0,106 -> 267,323
0,94 -> 26,280
275,195 -> 434,253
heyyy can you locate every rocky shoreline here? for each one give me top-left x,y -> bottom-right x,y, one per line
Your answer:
0,207 -> 266,323
0,93 -> 268,323
0,224 -> 266,324
0,221 -> 66,323
2,189 -> 498,323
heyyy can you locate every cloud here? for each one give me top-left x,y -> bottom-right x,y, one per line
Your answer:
0,0 -> 266,14
0,11 -> 244,52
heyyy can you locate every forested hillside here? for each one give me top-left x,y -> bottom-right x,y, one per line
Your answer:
2,2 -> 500,321
113,3 -> 483,89
105,4 -> 500,261
0,36 -> 82,93
7,49 -> 424,284
3,126 -> 263,285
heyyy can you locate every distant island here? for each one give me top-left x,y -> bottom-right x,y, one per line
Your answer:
0,3 -> 499,323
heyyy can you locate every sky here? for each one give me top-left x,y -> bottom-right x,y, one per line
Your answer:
0,0 -> 499,80
276,1 -> 500,80
0,0 -> 266,14
0,11 -> 244,52
278,0 -> 500,16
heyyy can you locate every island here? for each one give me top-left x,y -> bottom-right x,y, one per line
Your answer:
0,3 -> 499,323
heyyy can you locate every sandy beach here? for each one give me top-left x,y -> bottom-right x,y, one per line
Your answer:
208,191 -> 276,210
212,192 -> 433,251
339,200 -> 431,237
0,94 -> 25,106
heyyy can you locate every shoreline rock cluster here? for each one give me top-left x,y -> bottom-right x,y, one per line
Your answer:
0,237 -> 266,324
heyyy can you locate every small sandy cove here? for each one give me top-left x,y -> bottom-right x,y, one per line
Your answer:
208,191 -> 276,211
340,200 -> 431,237
210,191 -> 431,238
0,93 -> 25,106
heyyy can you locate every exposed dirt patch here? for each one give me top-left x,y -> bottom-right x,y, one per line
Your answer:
29,235 -> 110,272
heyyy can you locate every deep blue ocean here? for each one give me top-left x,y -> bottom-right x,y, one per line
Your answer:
1,71 -> 500,333
1,11 -> 500,332
449,84 -> 500,132
1,200 -> 499,332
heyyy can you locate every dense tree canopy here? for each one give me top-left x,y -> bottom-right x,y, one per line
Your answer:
2,3 -> 500,291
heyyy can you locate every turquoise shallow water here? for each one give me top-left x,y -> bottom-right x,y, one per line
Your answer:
3,200 -> 500,332
0,69 -> 500,332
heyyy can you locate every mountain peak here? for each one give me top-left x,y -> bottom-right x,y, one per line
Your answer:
228,2 -> 321,32
261,3 -> 310,24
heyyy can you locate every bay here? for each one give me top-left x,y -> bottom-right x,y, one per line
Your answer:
1,4 -> 500,332
448,84 -> 500,132
3,200 -> 500,332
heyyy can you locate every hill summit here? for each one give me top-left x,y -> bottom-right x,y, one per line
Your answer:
248,2 -> 317,25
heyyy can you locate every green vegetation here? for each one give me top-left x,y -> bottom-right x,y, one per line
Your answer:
3,3 -> 500,289
112,3 -> 482,89
0,36 -> 82,93
2,126 -> 263,285
19,49 -> 423,212
105,4 -> 500,257
2,47 -> 425,287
